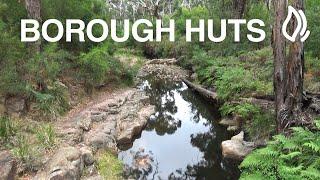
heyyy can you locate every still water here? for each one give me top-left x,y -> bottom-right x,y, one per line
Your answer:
118,79 -> 240,180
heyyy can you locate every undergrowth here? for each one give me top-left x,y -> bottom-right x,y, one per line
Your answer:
220,103 -> 275,140
240,120 -> 320,180
97,151 -> 124,180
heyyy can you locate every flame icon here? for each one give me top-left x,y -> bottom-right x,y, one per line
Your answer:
282,6 -> 310,42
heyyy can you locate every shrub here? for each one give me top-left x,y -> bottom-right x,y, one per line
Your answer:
215,67 -> 265,100
27,81 -> 70,119
0,116 -> 16,143
244,111 -> 275,141
240,120 -> 320,180
220,103 -> 260,119
36,124 -> 56,150
305,54 -> 320,81
97,151 -> 123,180
220,103 -> 275,140
26,44 -> 72,86
80,43 -> 136,90
12,134 -> 41,171
12,134 -> 32,162
79,44 -> 112,88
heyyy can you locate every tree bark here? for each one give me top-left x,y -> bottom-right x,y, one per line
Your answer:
285,0 -> 307,127
273,0 -> 307,132
24,0 -> 41,53
233,0 -> 247,19
272,0 -> 287,132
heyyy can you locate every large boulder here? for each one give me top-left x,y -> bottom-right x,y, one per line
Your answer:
117,105 -> 154,145
76,112 -> 92,131
221,131 -> 255,160
79,146 -> 95,166
5,97 -> 27,117
83,120 -> 117,151
45,146 -> 84,180
56,125 -> 84,146
0,151 -> 17,180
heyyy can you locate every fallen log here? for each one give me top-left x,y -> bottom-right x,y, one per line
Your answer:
239,97 -> 274,111
182,79 -> 218,102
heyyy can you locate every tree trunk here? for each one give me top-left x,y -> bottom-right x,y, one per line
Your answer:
233,0 -> 246,18
272,0 -> 287,132
24,0 -> 41,53
285,0 -> 307,127
273,0 -> 307,132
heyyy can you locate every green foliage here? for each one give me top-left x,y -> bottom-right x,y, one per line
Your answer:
27,81 -> 70,118
190,48 -> 273,100
240,121 -> 320,180
174,7 -> 210,35
245,111 -> 275,141
79,44 -> 113,88
0,116 -> 16,143
220,103 -> 260,119
305,0 -> 320,58
305,54 -> 320,81
97,151 -> 123,180
36,124 -> 56,150
12,133 -> 41,171
42,0 -> 109,51
80,43 -> 135,90
215,67 -> 266,100
220,102 -> 275,140
12,134 -> 32,162
27,44 -> 73,84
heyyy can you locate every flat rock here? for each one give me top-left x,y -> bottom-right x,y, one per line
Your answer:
83,121 -> 117,151
117,105 -> 155,145
56,126 -> 83,145
76,112 -> 92,131
227,125 -> 239,132
219,118 -> 239,127
5,97 -> 26,117
46,146 -> 84,180
0,151 -> 17,180
91,112 -> 107,122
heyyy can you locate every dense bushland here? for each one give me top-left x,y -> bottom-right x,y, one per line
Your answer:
0,0 -> 140,118
0,0 -> 320,179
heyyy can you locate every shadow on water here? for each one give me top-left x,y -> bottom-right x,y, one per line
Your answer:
118,78 -> 240,180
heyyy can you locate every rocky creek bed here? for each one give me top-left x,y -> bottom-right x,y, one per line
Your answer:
1,60 -> 242,180
32,61 -> 191,179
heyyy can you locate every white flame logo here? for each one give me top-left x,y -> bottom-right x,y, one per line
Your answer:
282,6 -> 310,42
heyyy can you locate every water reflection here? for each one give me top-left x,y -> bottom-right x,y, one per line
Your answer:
119,79 -> 240,180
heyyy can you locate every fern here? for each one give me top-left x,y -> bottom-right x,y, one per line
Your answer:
303,142 -> 320,153
240,123 -> 320,180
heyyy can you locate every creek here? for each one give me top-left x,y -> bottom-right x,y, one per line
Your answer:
118,78 -> 240,180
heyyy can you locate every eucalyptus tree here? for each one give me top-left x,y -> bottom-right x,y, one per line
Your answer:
24,0 -> 41,53
272,0 -> 308,132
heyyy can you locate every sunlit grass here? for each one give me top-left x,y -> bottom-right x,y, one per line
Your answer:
97,151 -> 123,180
